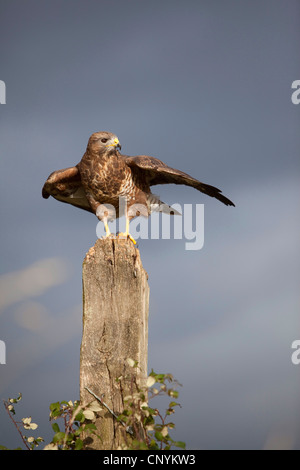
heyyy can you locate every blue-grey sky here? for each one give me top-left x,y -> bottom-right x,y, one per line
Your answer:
0,0 -> 299,450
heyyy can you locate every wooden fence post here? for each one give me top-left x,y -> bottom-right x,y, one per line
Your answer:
80,238 -> 149,449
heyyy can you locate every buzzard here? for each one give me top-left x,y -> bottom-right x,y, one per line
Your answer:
42,131 -> 235,243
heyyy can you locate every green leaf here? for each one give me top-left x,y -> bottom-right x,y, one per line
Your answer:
84,423 -> 97,432
65,433 -> 75,446
74,426 -> 83,436
49,402 -> 60,411
49,402 -> 61,418
155,431 -> 163,441
75,410 -> 85,423
145,406 -> 156,415
143,415 -> 155,427
169,401 -> 179,408
167,422 -> 175,429
75,439 -> 83,450
52,432 -> 65,444
149,439 -> 159,450
174,440 -> 186,449
155,374 -> 166,382
52,423 -> 60,433
15,393 -> 22,402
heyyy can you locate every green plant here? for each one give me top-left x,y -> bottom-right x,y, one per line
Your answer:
1,366 -> 185,450
117,366 -> 185,450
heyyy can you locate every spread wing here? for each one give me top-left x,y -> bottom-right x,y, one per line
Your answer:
122,155 -> 235,207
42,166 -> 93,213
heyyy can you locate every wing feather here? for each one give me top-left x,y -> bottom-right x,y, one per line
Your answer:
123,155 -> 235,207
42,166 -> 93,213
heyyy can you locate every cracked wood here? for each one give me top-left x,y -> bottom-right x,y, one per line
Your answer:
79,238 -> 149,449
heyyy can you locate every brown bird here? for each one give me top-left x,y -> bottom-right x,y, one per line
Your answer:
42,131 -> 235,243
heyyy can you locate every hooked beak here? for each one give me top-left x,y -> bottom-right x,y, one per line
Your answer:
111,137 -> 121,151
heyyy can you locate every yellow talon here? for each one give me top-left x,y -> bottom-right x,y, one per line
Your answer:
104,220 -> 111,237
118,232 -> 137,245
128,234 -> 137,245
117,217 -> 136,244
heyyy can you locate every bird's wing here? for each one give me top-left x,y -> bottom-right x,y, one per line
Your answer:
42,166 -> 93,213
122,155 -> 235,207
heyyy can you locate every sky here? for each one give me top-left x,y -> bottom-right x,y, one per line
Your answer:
0,0 -> 299,450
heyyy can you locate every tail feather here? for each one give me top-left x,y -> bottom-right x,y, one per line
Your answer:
147,194 -> 181,215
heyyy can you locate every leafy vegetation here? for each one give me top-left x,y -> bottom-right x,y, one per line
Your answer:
1,364 -> 185,450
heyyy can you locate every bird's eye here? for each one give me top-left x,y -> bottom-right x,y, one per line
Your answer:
101,138 -> 108,143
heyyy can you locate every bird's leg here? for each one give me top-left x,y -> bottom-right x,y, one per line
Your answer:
118,216 -> 137,245
96,207 -> 114,240
103,217 -> 111,238
125,217 -> 137,244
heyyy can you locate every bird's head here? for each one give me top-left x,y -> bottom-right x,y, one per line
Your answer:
87,131 -> 121,154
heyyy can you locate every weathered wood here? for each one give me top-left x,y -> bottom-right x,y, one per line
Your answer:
80,238 -> 149,449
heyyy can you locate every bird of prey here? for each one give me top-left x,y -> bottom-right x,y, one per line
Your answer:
42,131 -> 234,243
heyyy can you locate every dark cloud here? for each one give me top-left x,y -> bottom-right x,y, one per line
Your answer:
0,0 -> 299,449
